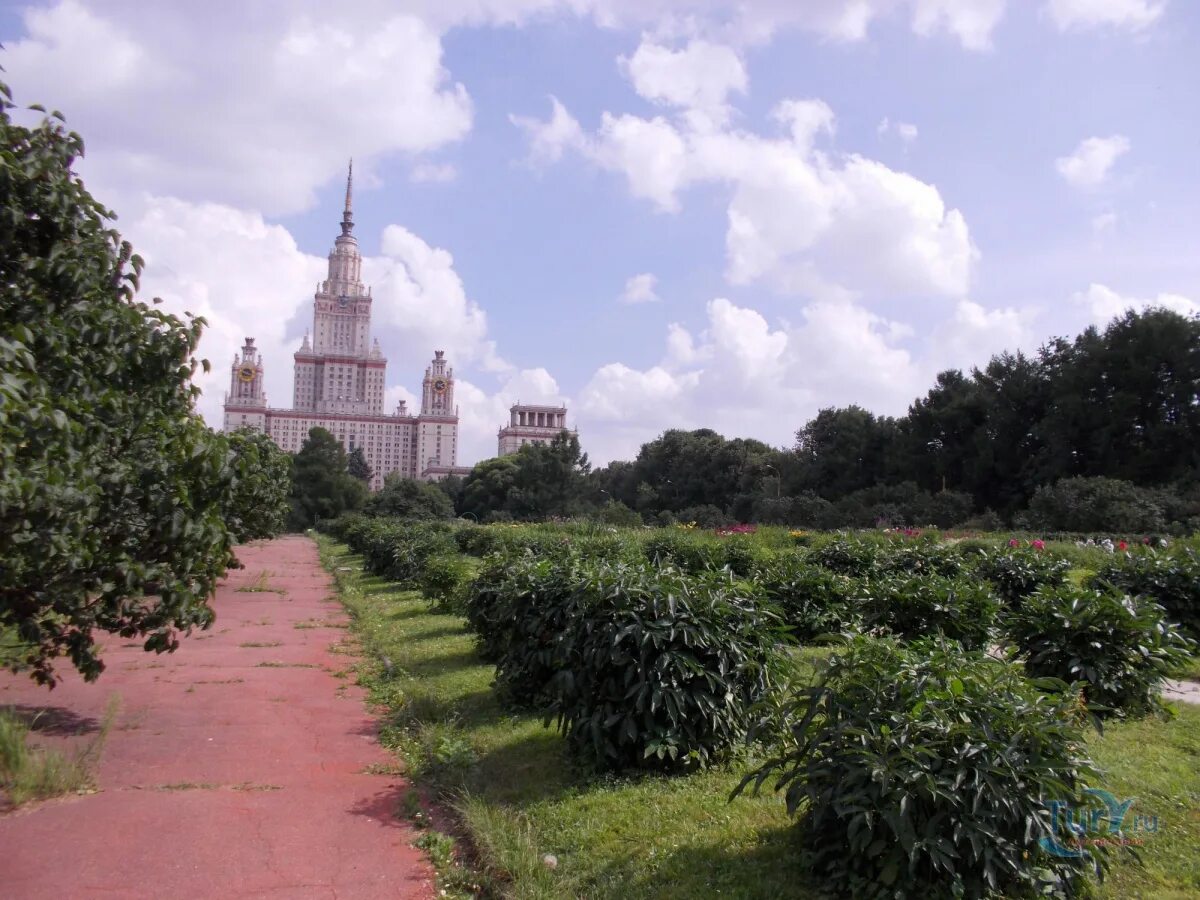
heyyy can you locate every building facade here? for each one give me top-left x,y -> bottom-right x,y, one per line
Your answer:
497,403 -> 572,456
223,163 -> 460,489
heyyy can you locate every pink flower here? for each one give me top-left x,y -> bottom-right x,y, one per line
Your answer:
1008,538 -> 1021,548
1031,539 -> 1045,551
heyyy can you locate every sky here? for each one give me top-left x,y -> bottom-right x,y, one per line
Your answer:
2,0 -> 1197,465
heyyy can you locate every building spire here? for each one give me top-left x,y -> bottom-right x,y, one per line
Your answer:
341,158 -> 354,236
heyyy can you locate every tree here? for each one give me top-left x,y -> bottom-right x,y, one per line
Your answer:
287,428 -> 367,529
224,428 -> 292,541
364,475 -> 453,520
507,432 -> 592,519
793,407 -> 898,499
347,446 -> 372,484
459,456 -> 520,521
1,84 -> 238,686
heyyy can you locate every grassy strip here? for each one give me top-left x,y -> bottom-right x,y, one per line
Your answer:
318,536 -> 1200,899
0,695 -> 119,807
318,537 -> 810,899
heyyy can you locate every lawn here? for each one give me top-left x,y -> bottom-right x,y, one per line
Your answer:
318,537 -> 1200,899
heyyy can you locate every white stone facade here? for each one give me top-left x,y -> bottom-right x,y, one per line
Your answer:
223,163 -> 459,490
498,403 -> 571,456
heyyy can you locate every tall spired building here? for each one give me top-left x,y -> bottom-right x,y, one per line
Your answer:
223,162 -> 466,488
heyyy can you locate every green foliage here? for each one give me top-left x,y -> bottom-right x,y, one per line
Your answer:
642,529 -> 725,573
1007,584 -> 1195,716
548,562 -> 786,771
752,553 -> 858,640
1089,546 -> 1200,636
460,432 -> 591,521
813,538 -> 880,577
0,82 -> 237,685
224,428 -> 292,540
286,427 -> 367,530
417,553 -> 474,614
737,637 -> 1106,899
858,574 -> 1000,650
1024,476 -> 1167,533
972,547 -> 1072,606
346,446 -> 372,484
365,474 -> 454,520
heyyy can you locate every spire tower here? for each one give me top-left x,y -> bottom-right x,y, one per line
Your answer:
341,158 -> 354,237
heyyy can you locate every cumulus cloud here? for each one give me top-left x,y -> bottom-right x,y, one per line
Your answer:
620,273 -> 662,304
911,0 -> 1007,50
1055,135 -> 1131,189
1072,283 -> 1198,322
1044,0 -> 1165,31
878,117 -> 919,144
5,1 -> 473,214
620,38 -> 747,127
515,88 -> 975,300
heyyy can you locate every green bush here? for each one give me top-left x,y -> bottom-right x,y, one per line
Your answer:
462,554 -> 518,662
737,637 -> 1107,899
418,554 -> 474,614
1023,476 -> 1166,534
642,530 -> 724,573
1007,584 -> 1195,716
813,537 -> 880,577
752,553 -> 859,641
549,561 -> 785,771
971,548 -> 1071,606
859,574 -> 999,650
878,541 -> 966,578
720,535 -> 775,576
1089,547 -> 1200,636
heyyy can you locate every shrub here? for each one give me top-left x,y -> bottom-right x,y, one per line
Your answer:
462,555 -> 518,661
550,562 -> 785,771
736,637 -> 1107,899
1089,547 -> 1200,636
813,538 -> 879,577
418,554 -> 474,614
1024,476 -> 1166,534
642,530 -> 724,573
752,554 -> 859,641
720,535 -> 775,576
878,541 -> 966,578
859,574 -> 999,650
971,548 -> 1071,606
1006,584 -> 1195,716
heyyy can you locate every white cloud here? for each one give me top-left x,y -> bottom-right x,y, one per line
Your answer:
579,296 -> 926,461
366,226 -> 509,376
1091,210 -> 1119,233
911,0 -> 1007,50
510,96 -> 586,164
453,367 -> 567,463
6,1 -> 473,214
929,300 -> 1036,371
620,38 -> 747,127
517,91 -> 975,300
620,273 -> 663,304
1072,283 -> 1198,322
1056,135 -> 1131,189
1044,0 -> 1165,31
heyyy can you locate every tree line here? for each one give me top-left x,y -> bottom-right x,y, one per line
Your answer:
301,306 -> 1200,534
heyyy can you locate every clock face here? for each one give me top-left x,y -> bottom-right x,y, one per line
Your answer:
337,294 -> 349,308
237,365 -> 255,383
432,377 -> 449,394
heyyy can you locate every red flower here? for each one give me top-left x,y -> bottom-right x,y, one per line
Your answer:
1008,538 -> 1021,548
1031,539 -> 1045,551
1118,540 -> 1128,551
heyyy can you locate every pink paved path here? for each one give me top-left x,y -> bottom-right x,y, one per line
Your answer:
0,535 -> 434,900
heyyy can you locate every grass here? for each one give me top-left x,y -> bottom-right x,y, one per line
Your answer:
318,537 -> 1200,899
0,696 -> 119,807
237,570 -> 285,594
